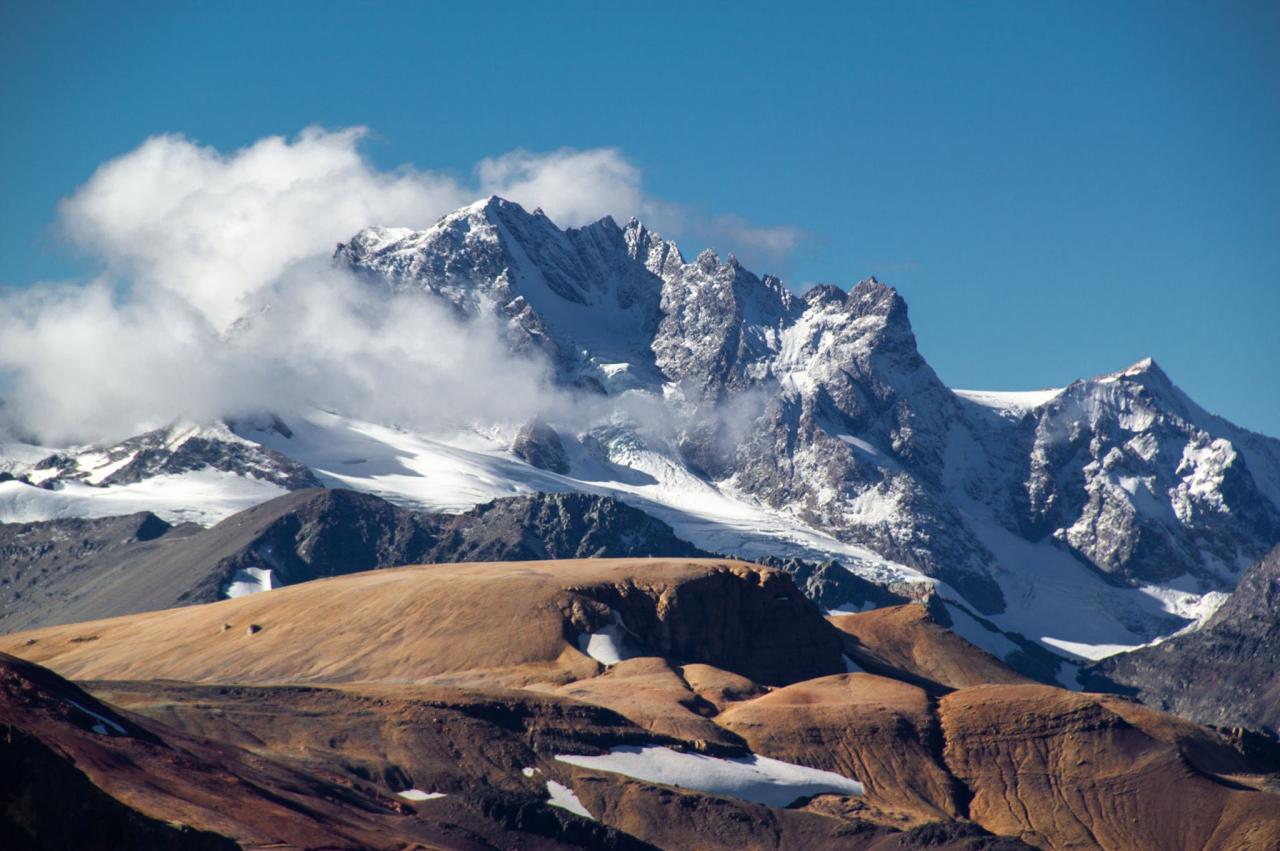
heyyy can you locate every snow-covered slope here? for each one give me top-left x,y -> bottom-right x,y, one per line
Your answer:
3,197 -> 1277,672
0,420 -> 309,526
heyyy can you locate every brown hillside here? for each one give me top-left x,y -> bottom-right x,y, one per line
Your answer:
939,684 -> 1280,851
0,558 -> 844,688
830,604 -> 1032,691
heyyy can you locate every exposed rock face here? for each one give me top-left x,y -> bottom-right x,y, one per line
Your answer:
5,558 -> 1278,851
87,677 -> 1014,851
975,360 -> 1280,586
5,197 -> 1278,661
553,656 -> 741,747
512,420 -> 572,473
570,562 -> 846,686
432,491 -> 711,563
756,556 -> 910,612
0,513 -> 199,632
0,559 -> 844,688
0,490 -> 442,632
1084,544 -> 1280,736
335,200 -> 1018,612
829,604 -> 1032,693
718,674 -> 964,828
0,653 -> 652,850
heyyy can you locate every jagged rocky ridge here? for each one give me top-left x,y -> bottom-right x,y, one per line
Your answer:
336,198 -> 1280,614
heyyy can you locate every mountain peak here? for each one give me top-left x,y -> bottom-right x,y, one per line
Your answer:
694,247 -> 721,271
801,283 -> 848,307
462,194 -> 505,215
1120,356 -> 1163,378
1094,355 -> 1174,391
848,277 -> 909,324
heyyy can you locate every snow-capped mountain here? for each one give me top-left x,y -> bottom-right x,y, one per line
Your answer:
3,196 -> 1278,671
15,419 -> 317,491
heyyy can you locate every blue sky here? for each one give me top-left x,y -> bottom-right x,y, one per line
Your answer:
2,1 -> 1277,436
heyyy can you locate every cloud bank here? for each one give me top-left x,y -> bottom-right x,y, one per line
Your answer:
1,126 -> 800,446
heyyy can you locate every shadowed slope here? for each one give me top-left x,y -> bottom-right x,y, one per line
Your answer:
1084,544 -> 1280,736
0,652 -> 639,850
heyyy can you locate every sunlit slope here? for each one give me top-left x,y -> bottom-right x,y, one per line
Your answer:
1,558 -> 845,687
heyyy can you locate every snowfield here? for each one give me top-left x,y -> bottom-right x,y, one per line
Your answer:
0,469 -> 287,526
555,745 -> 864,807
246,408 -> 928,591
0,401 -> 1252,667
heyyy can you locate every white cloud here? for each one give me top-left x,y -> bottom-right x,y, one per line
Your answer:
0,281 -> 241,443
59,126 -> 472,329
1,127 -> 805,445
701,214 -> 804,271
477,147 -> 673,229
0,266 -> 559,446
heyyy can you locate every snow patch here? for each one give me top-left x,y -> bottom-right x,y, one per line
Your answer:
0,470 -> 287,526
245,408 -> 924,592
577,611 -> 633,665
953,387 -> 1063,415
396,789 -> 446,801
555,745 -> 863,807
545,780 -> 593,820
67,699 -> 127,736
942,602 -> 1019,661
225,567 -> 275,599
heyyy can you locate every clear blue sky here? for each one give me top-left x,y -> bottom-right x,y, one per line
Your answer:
2,1 -> 1277,435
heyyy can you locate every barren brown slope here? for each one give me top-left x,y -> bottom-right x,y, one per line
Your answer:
87,677 -> 1028,851
0,652 -> 648,851
551,656 -> 741,747
717,672 -> 963,829
939,684 -> 1280,851
830,604 -> 1032,692
0,558 -> 845,688
715,674 -> 1280,849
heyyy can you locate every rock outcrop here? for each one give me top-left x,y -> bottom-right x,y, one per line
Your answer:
1084,544 -> 1280,736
